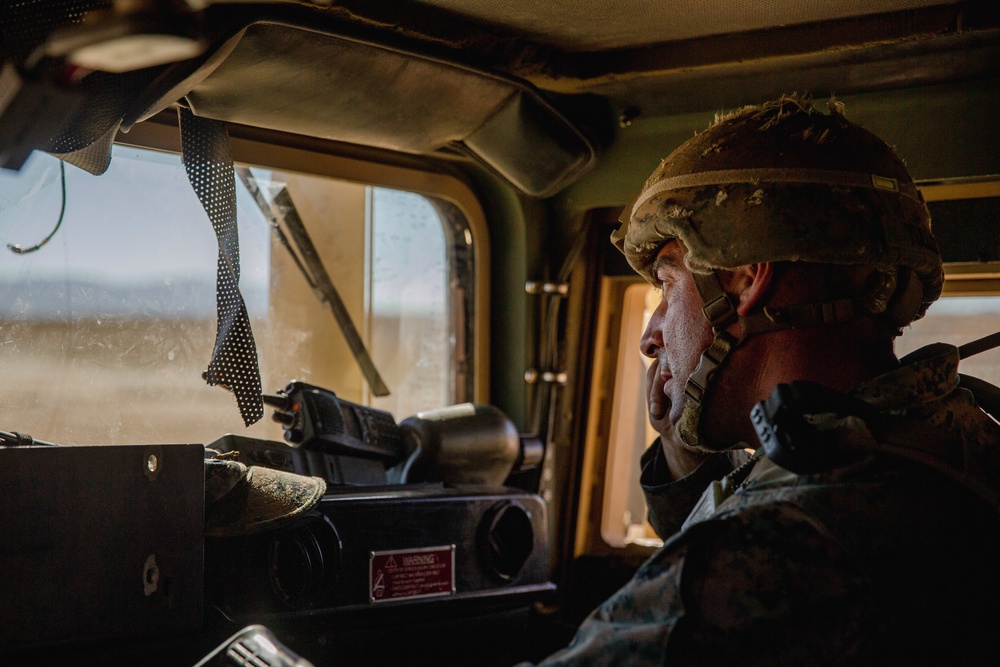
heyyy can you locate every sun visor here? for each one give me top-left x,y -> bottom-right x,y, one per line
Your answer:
463,90 -> 597,197
183,21 -> 595,197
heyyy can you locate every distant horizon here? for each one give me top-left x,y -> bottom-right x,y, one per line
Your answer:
0,274 -> 268,318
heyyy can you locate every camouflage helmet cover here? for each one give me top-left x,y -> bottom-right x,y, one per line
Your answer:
612,95 -> 944,321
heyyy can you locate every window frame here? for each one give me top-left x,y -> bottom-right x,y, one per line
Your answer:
118,113 -> 491,407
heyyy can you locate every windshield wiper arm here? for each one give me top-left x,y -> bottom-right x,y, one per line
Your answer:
237,167 -> 390,397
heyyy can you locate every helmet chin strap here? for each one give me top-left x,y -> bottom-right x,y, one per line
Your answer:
678,268 -> 900,451
677,271 -> 740,451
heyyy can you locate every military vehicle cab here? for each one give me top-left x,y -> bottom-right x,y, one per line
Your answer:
1,1 -> 998,665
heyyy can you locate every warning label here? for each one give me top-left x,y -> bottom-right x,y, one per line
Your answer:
369,545 -> 455,603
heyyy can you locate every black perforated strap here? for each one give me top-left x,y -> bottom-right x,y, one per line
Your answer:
179,106 -> 264,426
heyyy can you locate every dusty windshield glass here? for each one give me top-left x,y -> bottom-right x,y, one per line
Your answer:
0,146 -> 466,445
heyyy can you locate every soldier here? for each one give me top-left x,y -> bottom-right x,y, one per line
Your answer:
531,95 -> 1000,665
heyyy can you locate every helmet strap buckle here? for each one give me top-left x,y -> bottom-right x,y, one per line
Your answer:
685,331 -> 737,406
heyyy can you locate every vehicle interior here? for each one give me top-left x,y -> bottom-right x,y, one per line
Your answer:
2,1 -> 999,665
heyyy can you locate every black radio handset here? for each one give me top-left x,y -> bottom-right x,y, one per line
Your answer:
263,381 -> 408,464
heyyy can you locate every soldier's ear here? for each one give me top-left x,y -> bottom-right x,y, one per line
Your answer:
719,263 -> 774,316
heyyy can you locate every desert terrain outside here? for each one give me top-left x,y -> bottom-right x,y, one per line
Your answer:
1,317 -> 285,446
1,308 -> 450,448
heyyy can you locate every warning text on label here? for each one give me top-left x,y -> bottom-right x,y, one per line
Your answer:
370,545 -> 455,603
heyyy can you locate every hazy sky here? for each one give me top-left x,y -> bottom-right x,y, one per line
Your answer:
0,146 -> 270,288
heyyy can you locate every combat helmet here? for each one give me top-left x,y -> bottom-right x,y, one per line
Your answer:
612,94 -> 943,451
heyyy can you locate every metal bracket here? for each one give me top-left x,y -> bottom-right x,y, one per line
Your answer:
524,369 -> 568,385
525,281 -> 569,296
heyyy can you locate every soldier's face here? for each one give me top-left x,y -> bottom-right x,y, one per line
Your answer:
639,241 -> 714,425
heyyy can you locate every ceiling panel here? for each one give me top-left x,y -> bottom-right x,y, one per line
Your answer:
402,0 -> 963,50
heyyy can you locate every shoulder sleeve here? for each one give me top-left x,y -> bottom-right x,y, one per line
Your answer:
522,502 -> 878,667
663,502 -> 880,664
640,440 -> 742,538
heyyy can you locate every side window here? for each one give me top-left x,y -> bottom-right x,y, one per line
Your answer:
577,277 -> 666,553
368,188 -> 451,418
0,146 -> 476,445
895,294 -> 1000,379
601,283 -> 663,548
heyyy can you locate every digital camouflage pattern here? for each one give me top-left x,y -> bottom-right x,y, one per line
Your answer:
529,344 -> 1000,665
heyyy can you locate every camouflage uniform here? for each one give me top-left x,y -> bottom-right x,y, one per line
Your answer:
531,342 -> 1000,665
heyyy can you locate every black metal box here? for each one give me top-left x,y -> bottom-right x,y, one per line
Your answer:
0,444 -> 204,651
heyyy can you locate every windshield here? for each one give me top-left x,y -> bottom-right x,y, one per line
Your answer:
0,146 -> 474,445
